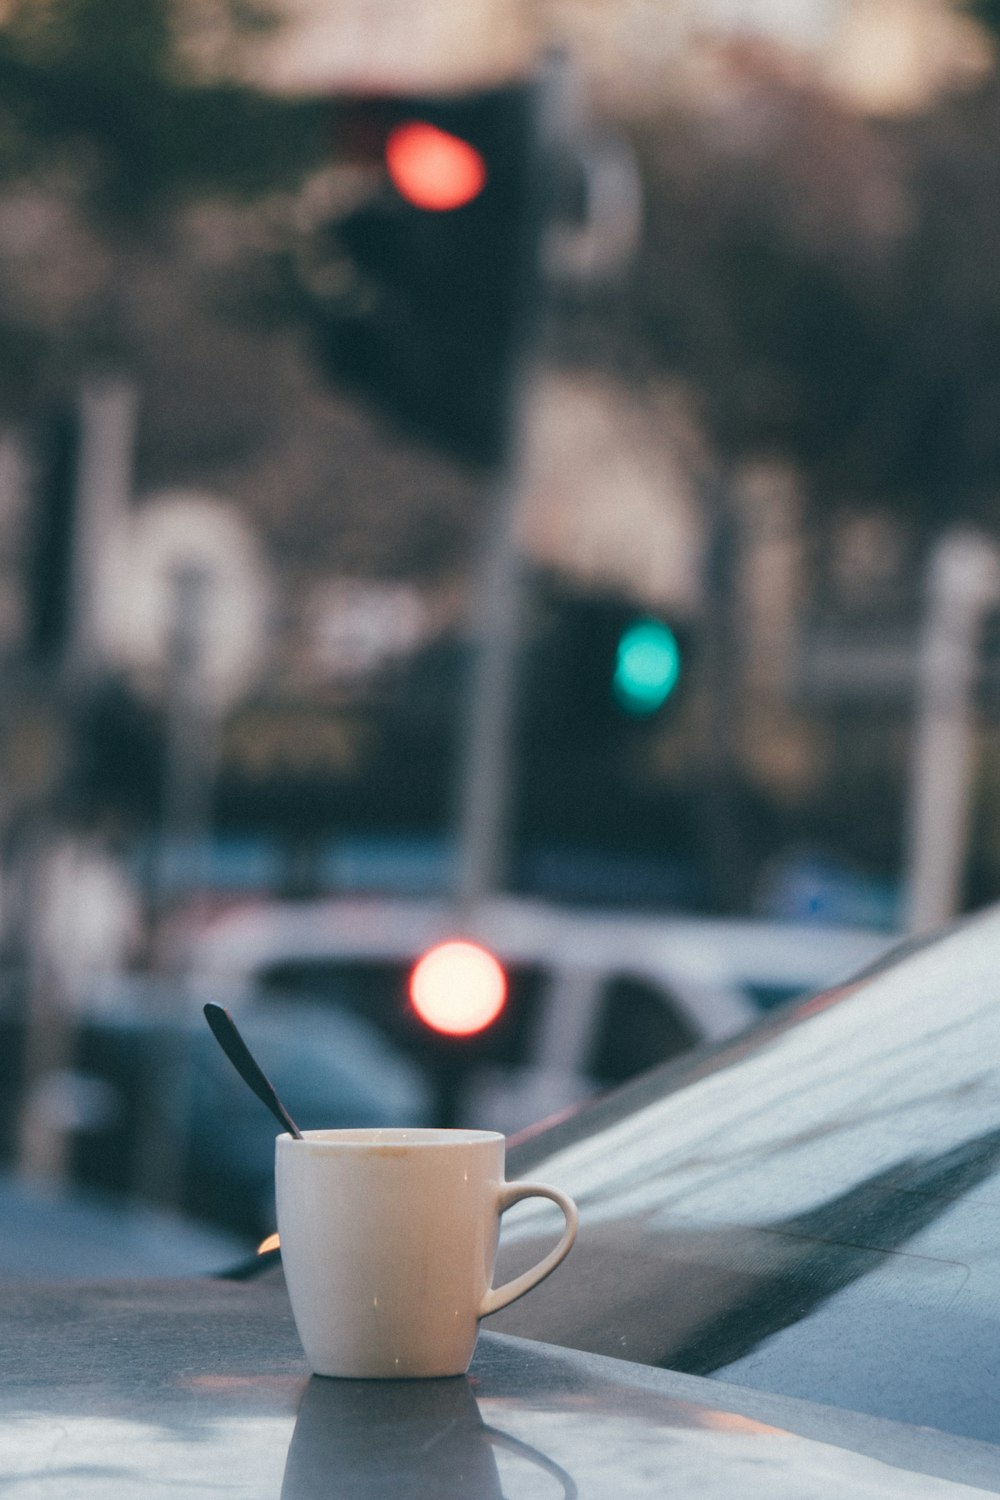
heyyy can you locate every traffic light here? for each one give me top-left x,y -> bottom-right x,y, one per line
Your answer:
294,80 -> 542,469
524,580 -> 690,745
612,617 -> 683,717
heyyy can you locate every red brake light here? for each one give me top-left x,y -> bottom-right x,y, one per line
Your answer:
409,940 -> 507,1036
385,121 -> 487,211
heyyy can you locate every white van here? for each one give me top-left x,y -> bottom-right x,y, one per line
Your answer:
187,895 -> 897,1134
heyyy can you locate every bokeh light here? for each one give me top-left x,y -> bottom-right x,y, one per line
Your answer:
409,940 -> 507,1035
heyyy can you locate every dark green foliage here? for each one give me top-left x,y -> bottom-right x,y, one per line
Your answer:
617,56 -> 1000,530
0,0 -> 328,221
0,0 -> 333,421
967,0 -> 1000,39
625,91 -> 899,502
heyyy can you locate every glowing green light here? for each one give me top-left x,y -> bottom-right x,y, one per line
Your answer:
613,619 -> 681,715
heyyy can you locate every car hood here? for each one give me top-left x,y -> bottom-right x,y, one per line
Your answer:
0,1275 -> 995,1496
492,905 -> 1000,1445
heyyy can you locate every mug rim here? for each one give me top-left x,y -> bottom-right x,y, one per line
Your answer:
277,1127 -> 505,1148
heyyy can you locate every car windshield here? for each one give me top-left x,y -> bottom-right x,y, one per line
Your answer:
496,905 -> 1000,1445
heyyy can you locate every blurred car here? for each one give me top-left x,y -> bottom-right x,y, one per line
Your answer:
0,1170 -> 250,1280
6,982 -> 432,1239
183,893 -> 896,1134
479,902 -> 1000,1460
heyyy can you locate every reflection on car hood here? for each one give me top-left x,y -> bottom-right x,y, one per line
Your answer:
0,1276 -> 996,1496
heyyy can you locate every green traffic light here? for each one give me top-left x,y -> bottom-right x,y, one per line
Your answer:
613,619 -> 682,715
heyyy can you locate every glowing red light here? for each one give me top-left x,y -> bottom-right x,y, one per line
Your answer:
385,121 -> 487,211
409,940 -> 507,1036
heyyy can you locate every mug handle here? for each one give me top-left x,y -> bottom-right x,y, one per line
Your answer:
479,1181 -> 579,1317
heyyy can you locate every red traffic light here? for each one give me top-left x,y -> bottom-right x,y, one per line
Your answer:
409,940 -> 507,1036
385,121 -> 487,211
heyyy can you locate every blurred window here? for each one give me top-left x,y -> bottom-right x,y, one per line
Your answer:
587,974 -> 697,1086
744,982 -> 810,1012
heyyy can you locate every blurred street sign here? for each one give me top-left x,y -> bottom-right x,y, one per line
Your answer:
308,580 -> 428,681
222,705 -> 371,778
796,626 -> 919,704
798,620 -> 1000,710
111,491 -> 270,706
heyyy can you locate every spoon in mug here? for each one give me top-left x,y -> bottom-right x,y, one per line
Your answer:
203,1001 -> 303,1140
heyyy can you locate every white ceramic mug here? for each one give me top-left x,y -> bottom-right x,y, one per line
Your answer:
275,1127 -> 578,1379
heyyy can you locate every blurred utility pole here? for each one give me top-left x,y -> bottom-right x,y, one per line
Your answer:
453,54 -> 640,910
138,563 -> 220,1209
151,562 -> 221,953
903,530 -> 1000,934
451,71 -> 545,912
453,404 -> 533,910
17,378 -> 137,1186
64,377 -> 137,683
695,465 -> 750,914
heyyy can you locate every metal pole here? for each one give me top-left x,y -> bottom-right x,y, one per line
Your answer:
451,75 -> 546,914
903,529 -> 1000,934
152,562 -> 220,945
16,380 -> 137,1183
139,562 -> 221,1208
64,377 -> 137,682
450,56 -> 639,913
452,418 -> 530,912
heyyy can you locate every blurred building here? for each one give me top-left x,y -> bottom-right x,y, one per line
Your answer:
239,0 -> 991,115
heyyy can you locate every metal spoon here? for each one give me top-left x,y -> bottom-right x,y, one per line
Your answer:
203,1001 -> 303,1139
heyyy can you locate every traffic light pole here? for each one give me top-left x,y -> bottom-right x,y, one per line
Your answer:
450,57 -> 632,913
452,408 -> 531,911
451,79 -> 548,913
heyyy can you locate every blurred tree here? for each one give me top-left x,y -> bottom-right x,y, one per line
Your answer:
0,0 -> 329,417
616,42 -> 1000,533
0,0 -> 481,570
622,60 -> 904,509
853,80 -> 1000,530
0,0 -> 326,218
606,58 -> 906,904
588,44 -> 1000,904
967,0 -> 1000,38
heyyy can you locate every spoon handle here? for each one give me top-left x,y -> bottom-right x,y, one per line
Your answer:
203,1002 -> 303,1139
